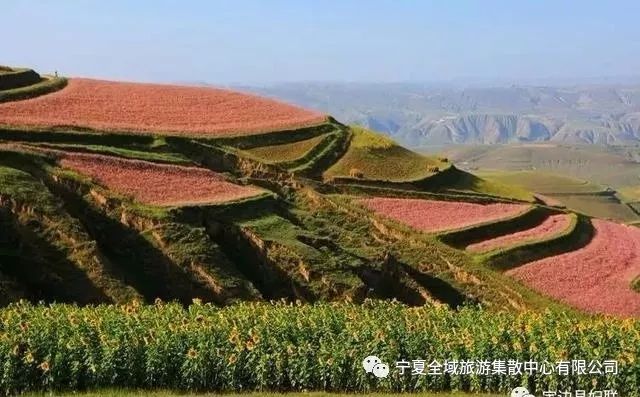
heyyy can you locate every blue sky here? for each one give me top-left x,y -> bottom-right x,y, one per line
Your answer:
3,1 -> 640,84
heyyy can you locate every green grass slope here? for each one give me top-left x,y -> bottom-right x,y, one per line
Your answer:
24,142 -> 193,165
436,143 -> 640,188
437,143 -> 640,221
243,133 -> 328,163
325,126 -> 448,182
550,194 -> 639,222
475,170 -> 603,194
429,167 -> 534,201
477,170 -> 639,222
321,127 -> 534,202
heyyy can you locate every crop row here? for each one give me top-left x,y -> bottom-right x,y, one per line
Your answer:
0,301 -> 637,395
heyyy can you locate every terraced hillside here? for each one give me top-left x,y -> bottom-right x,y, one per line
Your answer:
1,67 -> 638,317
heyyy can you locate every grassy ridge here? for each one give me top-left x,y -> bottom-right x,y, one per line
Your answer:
242,216 -> 348,298
418,167 -> 534,202
290,127 -> 351,177
0,68 -> 41,90
0,76 -> 68,103
235,130 -> 347,177
438,206 -> 554,248
319,184 -> 527,205
439,144 -> 640,189
0,126 -> 156,146
1,301 -> 638,395
325,126 -> 447,182
208,120 -> 337,148
473,170 -> 639,222
21,142 -> 193,165
475,170 -> 603,194
243,133 -> 328,164
546,193 -> 639,223
483,213 -> 590,271
326,159 -> 527,202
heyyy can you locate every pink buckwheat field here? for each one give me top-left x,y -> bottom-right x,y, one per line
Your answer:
359,197 -> 530,233
507,219 -> 640,317
59,152 -> 263,206
0,78 -> 326,137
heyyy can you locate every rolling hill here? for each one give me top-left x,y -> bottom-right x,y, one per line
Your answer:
0,66 -> 639,318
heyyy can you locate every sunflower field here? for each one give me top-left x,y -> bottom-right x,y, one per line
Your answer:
0,300 -> 637,396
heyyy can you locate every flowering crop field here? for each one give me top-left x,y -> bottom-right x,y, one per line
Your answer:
0,301 -> 638,395
359,197 -> 529,233
467,214 -> 572,253
0,78 -> 326,136
60,152 -> 263,206
508,219 -> 640,317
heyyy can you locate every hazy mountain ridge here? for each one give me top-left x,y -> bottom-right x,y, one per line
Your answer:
240,83 -> 640,146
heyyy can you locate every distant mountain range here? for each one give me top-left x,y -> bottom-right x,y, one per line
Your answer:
238,83 -> 640,147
